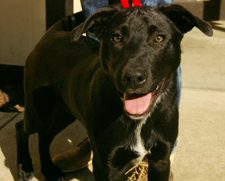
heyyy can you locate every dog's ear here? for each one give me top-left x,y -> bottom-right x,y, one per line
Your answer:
157,4 -> 213,36
72,7 -> 118,41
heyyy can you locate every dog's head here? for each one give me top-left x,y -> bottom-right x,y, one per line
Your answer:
72,4 -> 212,119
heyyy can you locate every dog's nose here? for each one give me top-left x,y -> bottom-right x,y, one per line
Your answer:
122,69 -> 147,89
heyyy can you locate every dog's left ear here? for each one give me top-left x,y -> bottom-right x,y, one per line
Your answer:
72,6 -> 118,41
158,4 -> 213,36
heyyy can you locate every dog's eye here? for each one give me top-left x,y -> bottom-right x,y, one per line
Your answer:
112,34 -> 123,43
154,35 -> 165,43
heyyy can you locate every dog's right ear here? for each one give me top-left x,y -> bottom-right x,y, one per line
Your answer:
72,7 -> 118,41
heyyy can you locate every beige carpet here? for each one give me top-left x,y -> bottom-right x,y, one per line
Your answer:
173,88 -> 225,181
172,21 -> 225,181
180,22 -> 225,91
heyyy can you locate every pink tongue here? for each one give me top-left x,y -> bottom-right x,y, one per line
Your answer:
124,93 -> 152,115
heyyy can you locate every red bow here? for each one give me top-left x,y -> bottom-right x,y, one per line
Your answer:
120,0 -> 142,8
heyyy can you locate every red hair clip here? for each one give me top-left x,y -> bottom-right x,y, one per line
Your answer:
120,0 -> 142,8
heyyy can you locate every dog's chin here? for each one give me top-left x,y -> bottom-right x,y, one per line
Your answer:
119,82 -> 163,120
125,110 -> 151,120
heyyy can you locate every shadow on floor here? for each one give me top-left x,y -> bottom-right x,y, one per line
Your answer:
0,112 -> 93,181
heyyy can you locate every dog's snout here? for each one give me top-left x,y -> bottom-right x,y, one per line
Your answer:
122,69 -> 147,89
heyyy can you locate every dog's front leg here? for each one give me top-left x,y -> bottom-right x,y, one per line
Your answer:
92,156 -> 111,181
148,158 -> 170,181
147,141 -> 172,181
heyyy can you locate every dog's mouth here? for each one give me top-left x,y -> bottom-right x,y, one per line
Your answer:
119,82 -> 163,119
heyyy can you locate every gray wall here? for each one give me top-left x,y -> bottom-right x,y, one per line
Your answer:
0,0 -> 82,66
0,0 -> 46,65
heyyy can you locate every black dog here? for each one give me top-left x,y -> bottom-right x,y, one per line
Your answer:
16,4 -> 212,181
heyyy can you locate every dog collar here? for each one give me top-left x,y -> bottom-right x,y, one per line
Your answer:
120,0 -> 142,8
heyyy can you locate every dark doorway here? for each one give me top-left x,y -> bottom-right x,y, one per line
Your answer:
204,0 -> 221,21
46,0 -> 73,29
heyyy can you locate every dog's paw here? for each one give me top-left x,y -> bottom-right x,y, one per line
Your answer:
18,164 -> 34,181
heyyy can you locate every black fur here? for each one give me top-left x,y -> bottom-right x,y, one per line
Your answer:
16,4 -> 212,181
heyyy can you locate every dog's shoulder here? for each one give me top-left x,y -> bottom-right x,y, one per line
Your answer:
25,32 -> 100,93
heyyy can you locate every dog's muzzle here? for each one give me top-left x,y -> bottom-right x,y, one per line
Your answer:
119,69 -> 163,118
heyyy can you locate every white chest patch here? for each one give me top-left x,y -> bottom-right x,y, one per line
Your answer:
130,118 -> 149,157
